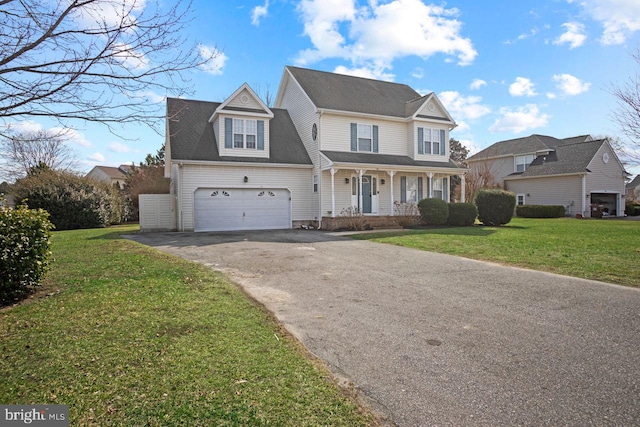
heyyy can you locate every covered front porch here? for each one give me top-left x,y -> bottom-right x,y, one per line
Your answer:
319,152 -> 467,229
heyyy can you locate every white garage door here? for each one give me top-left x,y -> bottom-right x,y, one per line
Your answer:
194,188 -> 291,232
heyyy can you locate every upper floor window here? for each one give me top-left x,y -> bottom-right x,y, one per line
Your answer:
224,117 -> 264,150
350,123 -> 378,153
516,155 -> 534,172
418,127 -> 446,155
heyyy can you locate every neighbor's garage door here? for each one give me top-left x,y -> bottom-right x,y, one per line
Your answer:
194,188 -> 291,232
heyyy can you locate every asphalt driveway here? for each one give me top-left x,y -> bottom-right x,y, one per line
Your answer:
127,229 -> 640,426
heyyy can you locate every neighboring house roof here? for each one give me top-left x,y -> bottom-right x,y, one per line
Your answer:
627,175 -> 640,189
285,66 -> 425,118
86,165 -> 130,180
505,139 -> 606,179
469,134 -> 567,160
167,98 -> 312,165
321,150 -> 462,170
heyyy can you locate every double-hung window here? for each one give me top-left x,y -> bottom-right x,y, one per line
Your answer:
418,127 -> 446,155
515,155 -> 534,172
350,123 -> 378,152
233,118 -> 257,149
433,178 -> 443,199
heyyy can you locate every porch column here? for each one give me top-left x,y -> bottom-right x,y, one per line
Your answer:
358,169 -> 364,213
460,174 -> 466,203
387,170 -> 396,215
330,168 -> 336,218
428,173 -> 434,198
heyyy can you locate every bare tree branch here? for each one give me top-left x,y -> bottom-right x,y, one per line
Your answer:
0,0 -> 219,137
612,48 -> 640,167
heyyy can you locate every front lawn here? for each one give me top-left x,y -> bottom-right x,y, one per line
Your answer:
352,217 -> 639,288
0,225 -> 376,426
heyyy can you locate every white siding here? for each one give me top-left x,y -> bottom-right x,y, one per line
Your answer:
226,88 -> 265,110
276,75 -> 320,218
176,164 -> 313,231
505,175 -> 583,216
321,114 -> 409,156
586,143 -> 626,195
416,100 -> 448,119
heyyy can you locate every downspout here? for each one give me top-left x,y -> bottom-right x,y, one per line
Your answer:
581,173 -> 587,217
317,110 -> 323,229
178,163 -> 184,231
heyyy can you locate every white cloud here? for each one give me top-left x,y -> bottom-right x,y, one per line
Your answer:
569,0 -> 640,44
108,142 -> 134,153
439,91 -> 491,121
546,92 -> 558,99
489,104 -> 550,133
333,65 -> 395,81
296,0 -> 477,78
552,73 -> 591,95
198,45 -> 228,75
553,22 -> 587,48
509,77 -> 537,97
89,152 -> 105,162
56,128 -> 92,148
111,42 -> 149,70
133,90 -> 165,103
252,0 -> 269,26
72,0 -> 145,30
4,121 -> 43,134
3,121 -> 92,147
411,67 -> 424,79
469,78 -> 487,90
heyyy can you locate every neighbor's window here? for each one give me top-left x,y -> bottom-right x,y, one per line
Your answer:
517,194 -> 525,206
516,155 -> 534,172
358,124 -> 372,152
233,118 -> 257,149
313,174 -> 318,193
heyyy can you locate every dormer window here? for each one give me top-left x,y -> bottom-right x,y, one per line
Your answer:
224,117 -> 265,150
233,118 -> 257,149
516,155 -> 534,172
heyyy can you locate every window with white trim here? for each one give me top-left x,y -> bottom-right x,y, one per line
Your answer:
233,118 -> 257,149
358,124 -> 372,152
517,194 -> 525,206
516,155 -> 534,172
313,174 -> 318,193
419,127 -> 446,155
433,178 -> 443,199
406,177 -> 418,203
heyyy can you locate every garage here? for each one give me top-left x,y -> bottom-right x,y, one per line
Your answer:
194,188 -> 291,232
590,192 -> 619,217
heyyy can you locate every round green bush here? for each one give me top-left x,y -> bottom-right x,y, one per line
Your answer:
418,198 -> 449,226
0,204 -> 53,305
474,189 -> 516,226
447,202 -> 477,226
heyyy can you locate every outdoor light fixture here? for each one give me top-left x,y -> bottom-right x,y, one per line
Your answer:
244,176 -> 248,183
381,179 -> 386,185
345,178 -> 350,184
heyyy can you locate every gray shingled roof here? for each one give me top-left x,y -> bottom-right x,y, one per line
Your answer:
286,66 -> 423,118
627,175 -> 640,189
167,98 -> 312,165
321,150 -> 463,170
469,134 -> 565,160
94,166 -> 128,179
505,139 -> 605,178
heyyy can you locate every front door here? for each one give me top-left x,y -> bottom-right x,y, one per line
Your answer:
362,175 -> 372,214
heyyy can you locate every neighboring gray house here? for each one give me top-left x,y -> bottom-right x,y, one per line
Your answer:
626,175 -> 640,202
163,66 -> 467,232
86,165 -> 131,189
468,134 -> 628,217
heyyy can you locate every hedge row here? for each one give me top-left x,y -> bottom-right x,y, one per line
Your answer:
474,189 -> 515,226
0,204 -> 54,305
625,201 -> 640,216
516,204 -> 565,218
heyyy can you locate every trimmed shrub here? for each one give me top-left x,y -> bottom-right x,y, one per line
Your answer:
418,198 -> 449,226
474,189 -> 516,226
0,204 -> 54,305
13,168 -> 127,230
447,202 -> 477,226
625,201 -> 640,216
516,204 -> 565,218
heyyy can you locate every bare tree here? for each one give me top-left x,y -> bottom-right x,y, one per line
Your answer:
465,155 -> 501,202
0,129 -> 78,180
612,48 -> 640,166
0,0 -> 218,136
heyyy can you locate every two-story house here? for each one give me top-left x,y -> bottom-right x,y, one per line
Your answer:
467,134 -> 628,218
164,66 -> 467,232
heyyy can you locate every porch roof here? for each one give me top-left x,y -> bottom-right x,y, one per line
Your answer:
320,150 -> 466,173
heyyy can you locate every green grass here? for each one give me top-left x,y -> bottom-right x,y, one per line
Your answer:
0,225 -> 376,426
352,217 -> 640,288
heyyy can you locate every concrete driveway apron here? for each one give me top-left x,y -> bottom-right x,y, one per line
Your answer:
128,229 -> 640,426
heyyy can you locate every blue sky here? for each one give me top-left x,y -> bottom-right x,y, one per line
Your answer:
8,0 -> 640,177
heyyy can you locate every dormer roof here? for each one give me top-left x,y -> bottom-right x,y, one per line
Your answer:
209,83 -> 273,123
